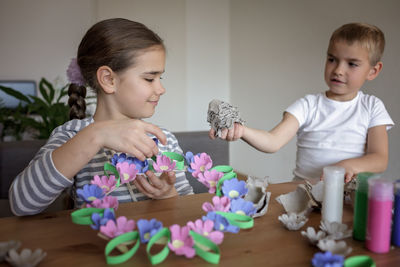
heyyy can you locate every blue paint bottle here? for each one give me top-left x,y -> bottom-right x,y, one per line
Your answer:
392,179 -> 400,246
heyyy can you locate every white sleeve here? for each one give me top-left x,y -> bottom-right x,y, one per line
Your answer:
369,97 -> 394,130
285,96 -> 310,128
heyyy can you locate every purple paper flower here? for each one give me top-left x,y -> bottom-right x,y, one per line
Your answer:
153,155 -> 176,172
202,196 -> 231,212
66,58 -> 85,86
168,224 -> 195,258
137,219 -> 163,243
91,175 -> 117,194
202,212 -> 239,233
184,151 -> 200,173
111,153 -> 135,166
91,208 -> 116,230
100,216 -> 135,239
190,153 -> 213,178
230,198 -> 257,216
197,169 -> 224,194
187,219 -> 224,245
116,161 -> 139,184
311,251 -> 344,267
221,178 -> 248,199
76,184 -> 105,203
132,157 -> 149,173
152,137 -> 159,146
86,195 -> 119,210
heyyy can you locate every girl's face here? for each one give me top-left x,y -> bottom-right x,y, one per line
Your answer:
114,46 -> 166,119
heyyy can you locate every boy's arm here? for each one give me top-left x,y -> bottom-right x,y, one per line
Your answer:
333,125 -> 389,182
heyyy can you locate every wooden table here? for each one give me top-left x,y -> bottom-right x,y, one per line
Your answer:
1,182 -> 399,266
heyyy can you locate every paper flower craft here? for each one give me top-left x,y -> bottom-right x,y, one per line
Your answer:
317,239 -> 352,256
116,161 -> 139,184
100,216 -> 135,239
202,196 -> 231,212
111,153 -> 135,166
184,151 -> 197,172
153,155 -> 176,172
311,251 -> 344,267
198,169 -> 224,193
187,219 -> 224,245
230,198 -> 257,216
190,153 -> 213,177
77,184 -> 105,203
168,224 -> 195,258
87,195 -> 119,210
320,221 -> 352,240
91,208 -> 116,230
137,219 -> 163,243
202,212 -> 240,233
91,175 -> 117,194
301,227 -> 327,245
0,240 -> 21,262
278,213 -> 308,231
222,178 -> 248,199
5,248 -> 47,267
132,157 -> 149,173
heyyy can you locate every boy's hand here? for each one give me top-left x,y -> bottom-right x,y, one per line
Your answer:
209,123 -> 244,141
320,162 -> 356,183
133,171 -> 178,199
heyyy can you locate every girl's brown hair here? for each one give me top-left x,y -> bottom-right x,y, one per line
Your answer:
68,18 -> 164,120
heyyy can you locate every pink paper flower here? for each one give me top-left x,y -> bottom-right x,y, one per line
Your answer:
153,155 -> 176,172
197,169 -> 223,193
91,175 -> 117,194
202,196 -> 231,212
116,162 -> 138,184
191,153 -> 213,177
100,216 -> 135,238
187,219 -> 224,245
168,224 -> 195,258
86,195 -> 119,210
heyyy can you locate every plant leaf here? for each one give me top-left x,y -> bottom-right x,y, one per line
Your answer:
0,85 -> 32,103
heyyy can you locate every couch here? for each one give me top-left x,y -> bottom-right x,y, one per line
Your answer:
0,131 -> 229,217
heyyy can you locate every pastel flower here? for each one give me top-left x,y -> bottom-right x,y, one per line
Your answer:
190,153 -> 213,178
86,195 -> 119,210
184,151 -> 199,173
76,184 -> 105,203
5,248 -> 47,267
91,175 -> 117,194
230,198 -> 257,216
168,224 -> 195,258
137,219 -> 163,243
198,169 -> 224,194
153,155 -> 176,172
202,196 -> 231,212
111,153 -> 135,166
311,251 -> 344,267
202,212 -> 239,233
187,219 -> 224,245
100,216 -> 135,239
91,208 -> 116,230
66,58 -> 85,86
221,178 -> 248,199
116,162 -> 138,184
132,157 -> 149,173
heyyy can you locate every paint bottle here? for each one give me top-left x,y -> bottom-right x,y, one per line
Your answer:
353,172 -> 374,241
365,178 -> 393,253
392,179 -> 400,246
322,166 -> 345,223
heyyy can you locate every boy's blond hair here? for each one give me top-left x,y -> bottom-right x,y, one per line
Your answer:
329,23 -> 385,66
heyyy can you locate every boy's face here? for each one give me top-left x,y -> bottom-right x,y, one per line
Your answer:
324,40 -> 382,101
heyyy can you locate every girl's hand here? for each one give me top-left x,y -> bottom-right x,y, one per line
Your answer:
209,123 -> 244,141
94,119 -> 166,161
133,171 -> 178,199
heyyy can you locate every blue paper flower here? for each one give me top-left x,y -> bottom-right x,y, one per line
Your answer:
152,137 -> 159,146
311,251 -> 344,267
137,218 -> 163,243
221,178 -> 248,199
132,157 -> 149,173
184,151 -> 196,172
91,208 -> 116,230
202,212 -> 239,233
111,153 -> 135,166
230,198 -> 257,216
76,184 -> 105,203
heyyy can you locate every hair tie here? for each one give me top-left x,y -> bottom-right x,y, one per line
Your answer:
66,58 -> 86,86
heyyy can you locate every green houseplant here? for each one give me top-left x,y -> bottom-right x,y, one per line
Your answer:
0,78 -> 69,140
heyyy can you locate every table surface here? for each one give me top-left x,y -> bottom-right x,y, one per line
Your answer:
1,182 -> 399,266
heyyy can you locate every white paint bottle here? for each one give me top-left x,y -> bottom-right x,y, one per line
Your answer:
322,166 -> 345,223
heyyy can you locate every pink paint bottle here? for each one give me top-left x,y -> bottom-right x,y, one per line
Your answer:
365,178 -> 393,253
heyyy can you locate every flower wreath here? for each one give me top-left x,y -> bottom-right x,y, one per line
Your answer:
70,149 -> 258,265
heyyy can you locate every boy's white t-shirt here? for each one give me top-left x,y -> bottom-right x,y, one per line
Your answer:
285,91 -> 394,181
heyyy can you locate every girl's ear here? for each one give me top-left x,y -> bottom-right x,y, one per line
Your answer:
97,66 -> 117,94
367,61 -> 383,81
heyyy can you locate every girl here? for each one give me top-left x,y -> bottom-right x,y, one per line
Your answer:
9,18 -> 193,216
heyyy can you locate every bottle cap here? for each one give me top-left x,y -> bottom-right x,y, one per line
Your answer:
323,166 -> 345,184
368,178 -> 393,201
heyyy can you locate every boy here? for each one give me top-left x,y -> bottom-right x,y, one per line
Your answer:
210,23 -> 394,183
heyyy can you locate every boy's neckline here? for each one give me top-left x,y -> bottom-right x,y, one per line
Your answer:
324,90 -> 361,103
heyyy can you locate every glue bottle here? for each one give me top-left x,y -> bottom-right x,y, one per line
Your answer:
353,172 -> 374,241
365,178 -> 393,253
322,166 -> 345,223
392,179 -> 400,246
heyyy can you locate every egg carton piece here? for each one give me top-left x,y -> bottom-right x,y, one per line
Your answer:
301,227 -> 327,245
0,240 -> 21,262
278,213 -> 308,231
320,220 -> 352,240
275,186 -> 313,217
317,239 -> 352,256
207,99 -> 245,137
